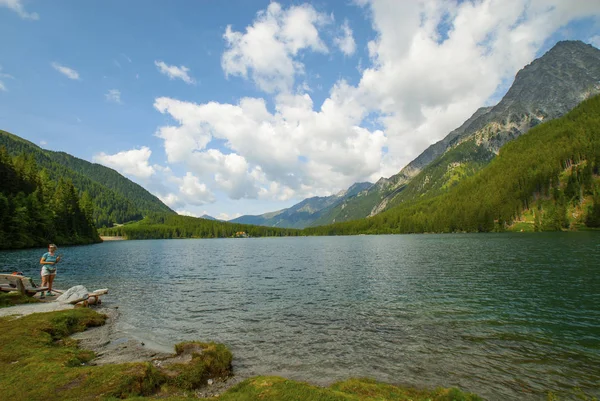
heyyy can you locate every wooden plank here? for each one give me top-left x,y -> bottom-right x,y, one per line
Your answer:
15,279 -> 25,296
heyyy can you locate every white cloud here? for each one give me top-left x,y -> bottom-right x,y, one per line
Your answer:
51,62 -> 80,80
154,60 -> 196,84
591,35 -> 600,48
153,80 -> 386,201
216,212 -> 242,221
158,193 -> 184,209
0,65 -> 13,91
151,0 -> 600,213
351,0 -> 600,176
40,140 -> 47,146
221,2 -> 330,93
334,20 -> 357,56
105,89 -> 122,104
177,172 -> 216,205
176,209 -> 200,217
93,147 -> 155,179
0,0 -> 38,20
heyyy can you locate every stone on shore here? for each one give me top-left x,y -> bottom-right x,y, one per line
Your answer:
57,285 -> 89,304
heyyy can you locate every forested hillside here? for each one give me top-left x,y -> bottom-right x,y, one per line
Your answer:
0,147 -> 100,249
307,40 -> 600,227
98,213 -> 301,239
0,130 -> 173,227
304,95 -> 600,235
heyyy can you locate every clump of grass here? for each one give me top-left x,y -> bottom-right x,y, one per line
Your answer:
0,292 -> 40,308
107,363 -> 166,398
164,341 -> 233,390
0,309 -> 167,400
218,376 -> 483,401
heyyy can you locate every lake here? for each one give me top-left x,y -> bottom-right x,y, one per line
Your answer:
1,232 -> 599,400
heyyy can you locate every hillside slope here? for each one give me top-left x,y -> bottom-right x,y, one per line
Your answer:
0,130 -> 174,226
305,94 -> 600,235
312,40 -> 600,226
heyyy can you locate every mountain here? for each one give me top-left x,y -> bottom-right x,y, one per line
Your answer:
231,182 -> 372,228
0,130 -> 174,227
0,146 -> 100,249
304,94 -> 600,235
311,40 -> 600,226
200,214 -> 219,221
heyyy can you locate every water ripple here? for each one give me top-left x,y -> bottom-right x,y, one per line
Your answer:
1,233 -> 599,400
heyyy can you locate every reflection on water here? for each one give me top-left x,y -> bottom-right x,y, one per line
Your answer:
1,232 -> 599,400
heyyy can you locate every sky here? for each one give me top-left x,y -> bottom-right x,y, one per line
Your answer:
1,0 -> 599,220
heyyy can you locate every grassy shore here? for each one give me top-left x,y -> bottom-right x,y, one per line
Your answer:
0,301 -> 485,401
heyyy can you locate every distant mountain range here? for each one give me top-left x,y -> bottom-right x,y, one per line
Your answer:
0,130 -> 174,227
231,182 -> 372,228
233,40 -> 600,229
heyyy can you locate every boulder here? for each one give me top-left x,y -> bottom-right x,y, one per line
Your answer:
57,285 -> 89,304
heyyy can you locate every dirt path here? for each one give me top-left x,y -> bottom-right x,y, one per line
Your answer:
0,301 -> 74,317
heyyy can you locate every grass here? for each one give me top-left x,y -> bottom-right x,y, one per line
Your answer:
0,292 -> 40,308
216,376 -> 483,401
0,308 -> 484,400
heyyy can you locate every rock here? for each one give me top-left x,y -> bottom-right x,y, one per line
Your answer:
56,285 -> 89,304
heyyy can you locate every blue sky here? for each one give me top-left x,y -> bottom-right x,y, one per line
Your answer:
1,0 -> 599,220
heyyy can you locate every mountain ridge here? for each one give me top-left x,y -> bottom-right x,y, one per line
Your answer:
232,40 -> 600,229
313,40 -> 600,226
231,182 -> 372,228
0,129 -> 174,226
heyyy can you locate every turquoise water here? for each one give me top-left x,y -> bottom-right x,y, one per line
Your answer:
1,232 -> 599,400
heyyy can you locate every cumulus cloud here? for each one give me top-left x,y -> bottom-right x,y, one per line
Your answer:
177,172 -> 216,205
216,212 -> 242,221
154,60 -> 196,84
151,0 -> 600,212
0,0 -> 39,20
591,35 -> 600,48
51,62 -> 80,80
334,20 -> 356,56
177,210 -> 200,217
222,2 -> 331,93
352,0 -> 600,175
105,89 -> 122,104
93,147 -> 155,179
154,82 -> 385,201
158,193 -> 184,210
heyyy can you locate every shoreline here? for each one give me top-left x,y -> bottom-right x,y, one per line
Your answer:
71,305 -> 245,397
71,306 -> 173,365
100,236 -> 126,241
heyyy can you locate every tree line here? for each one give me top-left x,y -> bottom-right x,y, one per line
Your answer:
0,147 -> 100,249
0,130 -> 173,227
98,213 -> 302,239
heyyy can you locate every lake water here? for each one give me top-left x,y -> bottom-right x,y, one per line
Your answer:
1,233 -> 599,400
